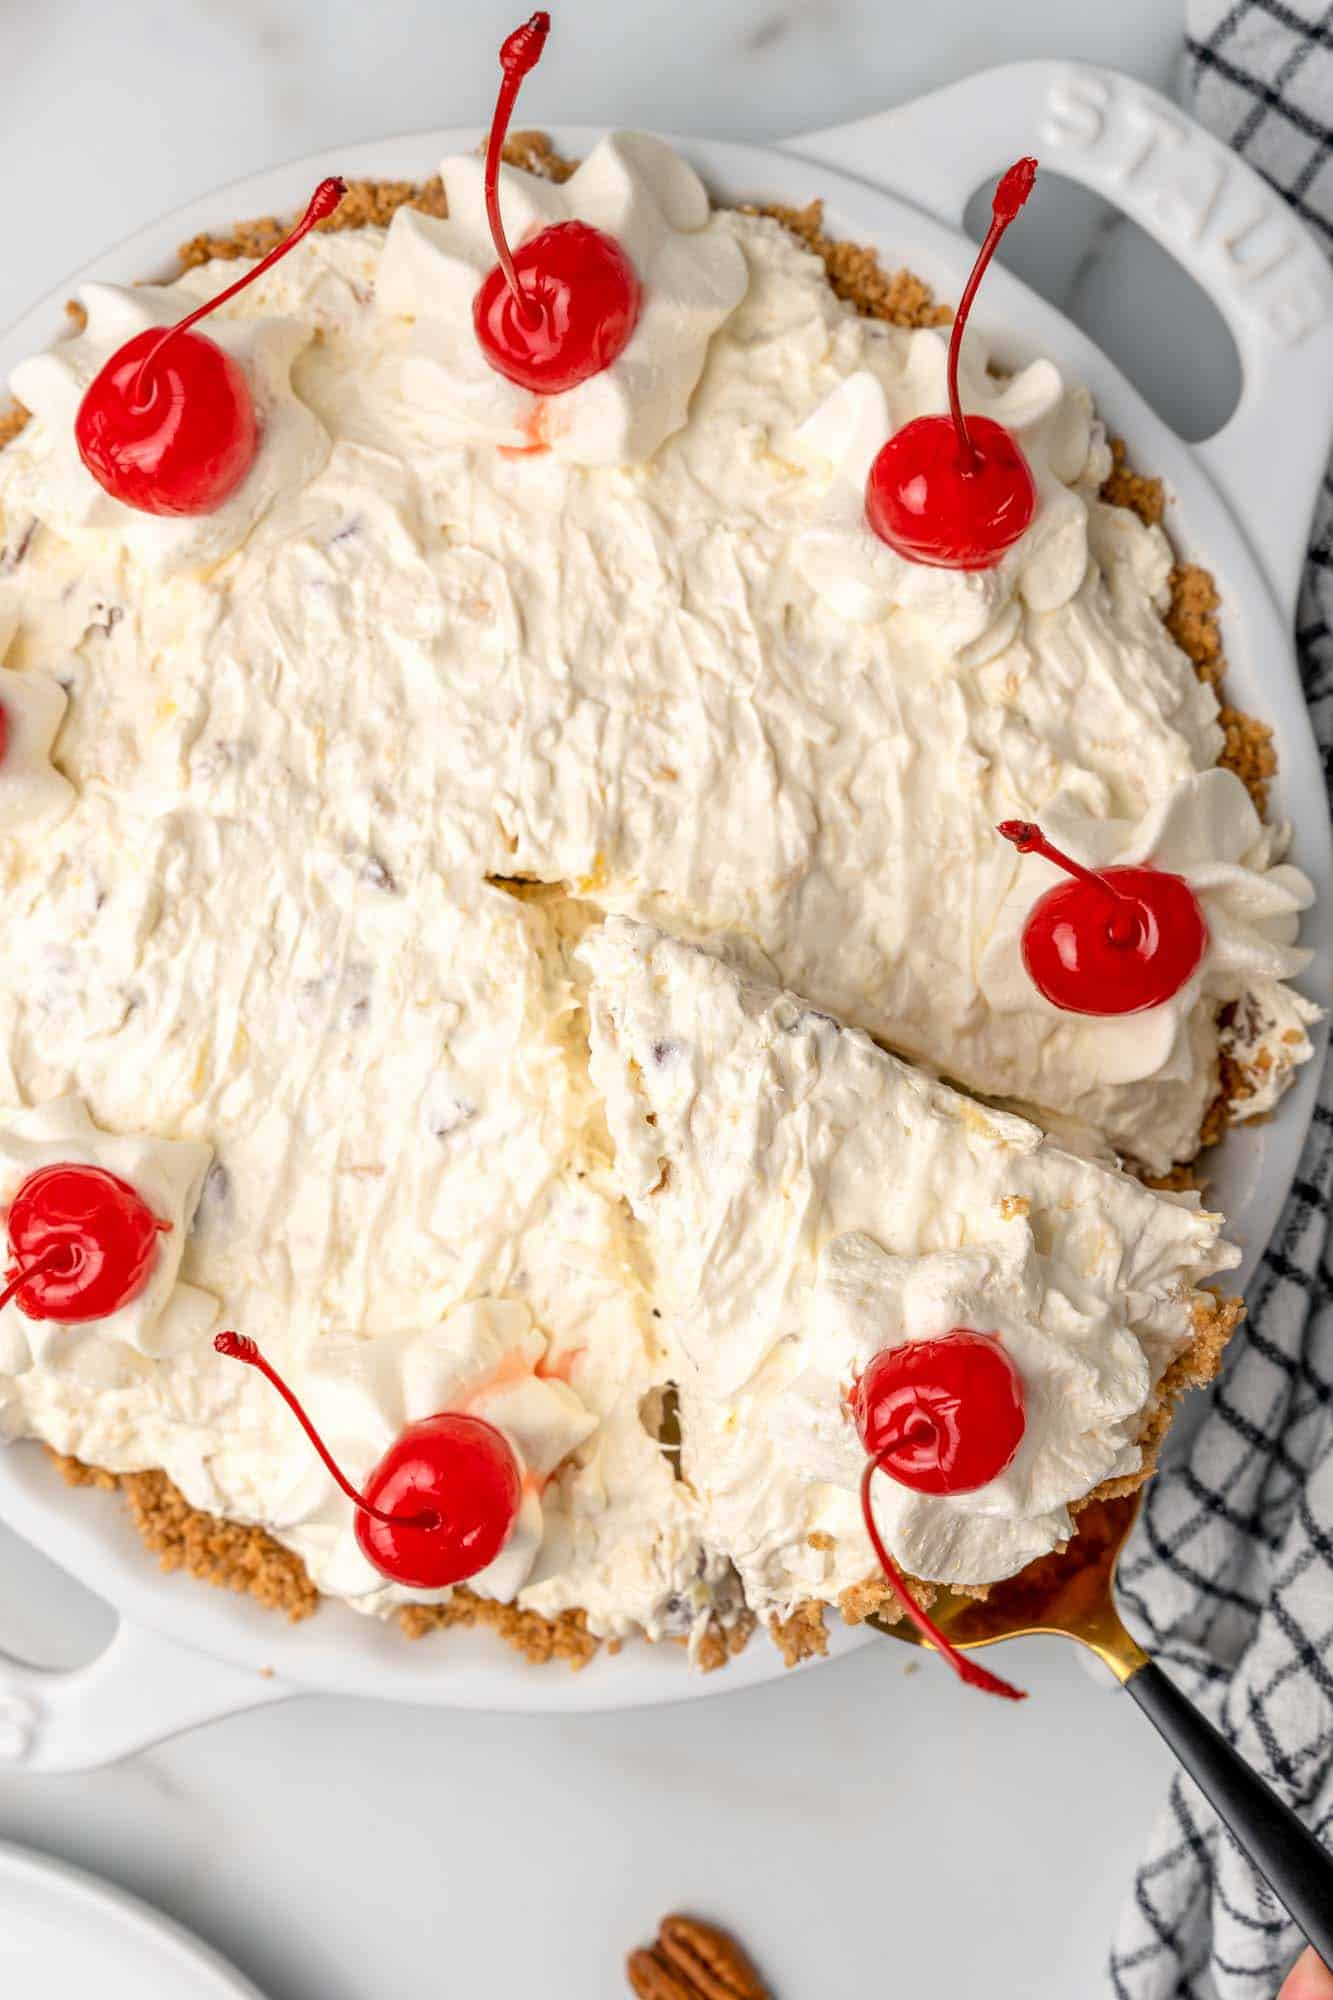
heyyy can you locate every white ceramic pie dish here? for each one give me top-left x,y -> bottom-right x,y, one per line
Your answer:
0,60 -> 1329,1769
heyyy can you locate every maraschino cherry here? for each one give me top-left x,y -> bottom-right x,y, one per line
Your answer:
215,1332 -> 523,1589
472,12 -> 642,394
853,1331 -> 1028,1700
1,1164 -> 169,1321
0,703 -> 8,767
75,175 -> 347,518
997,819 -> 1209,1016
865,158 -> 1039,571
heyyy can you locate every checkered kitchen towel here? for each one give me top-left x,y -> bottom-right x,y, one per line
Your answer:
1110,5 -> 1333,1995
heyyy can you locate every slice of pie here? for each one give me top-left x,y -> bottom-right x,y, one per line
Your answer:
584,915 -> 1240,1642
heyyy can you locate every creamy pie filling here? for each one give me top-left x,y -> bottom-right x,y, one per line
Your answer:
0,145 -> 1312,1650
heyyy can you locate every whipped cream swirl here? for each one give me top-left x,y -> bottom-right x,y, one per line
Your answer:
247,1298 -> 596,1609
376,132 -> 748,465
8,283 -> 329,576
0,1096 -> 214,1374
981,768 -> 1315,1091
785,341 -> 1108,657
812,1232 -> 1151,1583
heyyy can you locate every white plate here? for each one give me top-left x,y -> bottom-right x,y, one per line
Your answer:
0,59 -> 1329,1763
0,1840 -> 266,2000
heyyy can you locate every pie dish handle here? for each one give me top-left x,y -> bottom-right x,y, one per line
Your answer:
789,60 -> 1333,625
0,1617 -> 291,1773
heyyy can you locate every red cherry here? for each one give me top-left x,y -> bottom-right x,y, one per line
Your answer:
0,701 -> 9,766
852,1328 -> 1028,1701
75,176 -> 346,518
997,820 -> 1209,1016
852,1330 -> 1026,1495
473,14 -> 642,396
215,1333 -> 523,1590
866,413 -> 1036,571
76,333 -> 256,518
1,1163 -> 169,1322
474,222 -> 641,396
356,1414 -> 523,1589
865,158 -> 1039,571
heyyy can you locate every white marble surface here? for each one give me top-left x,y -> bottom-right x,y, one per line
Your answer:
0,3 -> 1240,1995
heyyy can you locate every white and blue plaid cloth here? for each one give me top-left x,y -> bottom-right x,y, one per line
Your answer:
1110,5 -> 1333,1995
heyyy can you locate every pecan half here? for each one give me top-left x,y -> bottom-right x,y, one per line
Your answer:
627,1946 -> 697,2000
627,1915 -> 770,2000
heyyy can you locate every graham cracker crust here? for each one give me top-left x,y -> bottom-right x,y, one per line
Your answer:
51,1453 -> 604,1668
1101,439 -> 1276,818
8,155 -> 1264,1672
747,197 -> 953,330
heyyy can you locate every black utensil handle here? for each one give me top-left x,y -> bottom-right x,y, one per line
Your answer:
1126,1659 -> 1333,1963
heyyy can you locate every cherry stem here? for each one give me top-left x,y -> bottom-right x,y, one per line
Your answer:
997,819 -> 1141,948
130,176 -> 348,412
859,1457 -> 1027,1701
0,1246 -> 62,1316
946,156 -> 1037,472
214,1331 -> 440,1531
483,12 -> 551,332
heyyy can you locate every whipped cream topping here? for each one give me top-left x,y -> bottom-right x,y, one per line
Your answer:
0,156 -> 1304,1641
0,187 -> 1310,1176
785,346 -> 1106,656
584,916 -> 1237,1605
8,282 -> 329,575
246,1299 -> 596,1610
0,854 -> 708,1633
375,132 -> 747,464
0,1096 -> 214,1375
0,648 -> 73,829
815,1234 -> 1150,1582
981,768 -> 1315,1092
